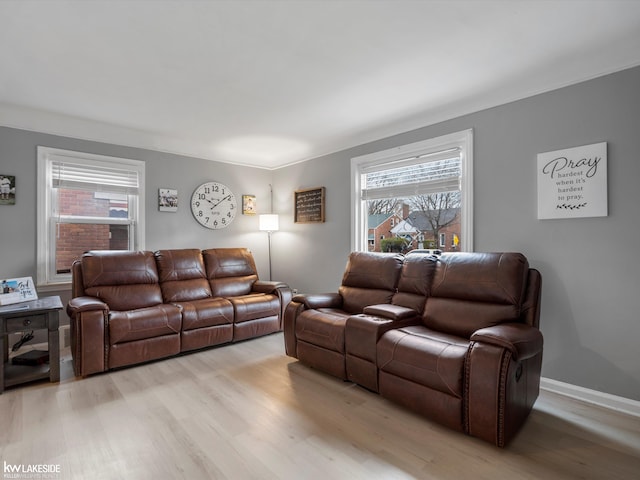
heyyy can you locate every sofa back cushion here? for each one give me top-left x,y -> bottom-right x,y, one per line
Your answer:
338,252 -> 403,314
423,252 -> 529,338
203,248 -> 258,297
154,249 -> 212,302
392,252 -> 437,312
80,250 -> 163,310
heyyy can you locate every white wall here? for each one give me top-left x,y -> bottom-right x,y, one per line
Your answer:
273,66 -> 640,401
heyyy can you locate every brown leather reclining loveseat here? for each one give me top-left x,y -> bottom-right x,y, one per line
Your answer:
284,251 -> 542,447
67,247 -> 291,377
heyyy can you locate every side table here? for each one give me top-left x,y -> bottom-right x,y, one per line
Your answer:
0,295 -> 63,393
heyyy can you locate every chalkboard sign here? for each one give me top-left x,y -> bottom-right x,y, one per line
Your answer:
294,187 -> 325,223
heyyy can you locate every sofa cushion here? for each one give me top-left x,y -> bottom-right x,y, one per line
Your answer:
296,308 -> 350,353
230,293 -> 280,323
155,249 -> 212,302
392,252 -> 437,312
203,248 -> 258,297
338,252 -> 403,313
377,325 -> 469,397
81,251 -> 163,310
177,297 -> 234,331
109,304 -> 182,345
423,252 -> 529,337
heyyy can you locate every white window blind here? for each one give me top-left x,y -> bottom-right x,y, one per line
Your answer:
361,148 -> 461,200
51,155 -> 140,195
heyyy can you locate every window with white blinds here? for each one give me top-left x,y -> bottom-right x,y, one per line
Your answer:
351,130 -> 473,253
37,147 -> 145,286
51,157 -> 141,195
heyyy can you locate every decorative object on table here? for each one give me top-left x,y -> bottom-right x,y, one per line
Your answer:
242,195 -> 256,215
158,188 -> 178,212
0,277 -> 38,306
294,186 -> 325,223
190,181 -> 237,229
0,174 -> 15,205
537,142 -> 607,219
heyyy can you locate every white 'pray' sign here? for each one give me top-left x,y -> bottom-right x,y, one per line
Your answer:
537,142 -> 608,219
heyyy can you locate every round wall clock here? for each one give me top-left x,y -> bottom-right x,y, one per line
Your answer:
190,181 -> 237,229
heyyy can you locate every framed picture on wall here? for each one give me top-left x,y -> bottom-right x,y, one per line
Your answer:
242,195 -> 256,215
159,188 -> 178,212
294,186 -> 325,223
0,174 -> 16,205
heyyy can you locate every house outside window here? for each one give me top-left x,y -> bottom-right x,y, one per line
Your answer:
351,130 -> 473,253
37,147 -> 145,287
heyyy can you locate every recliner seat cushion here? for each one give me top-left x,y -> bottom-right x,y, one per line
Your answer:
109,304 -> 182,345
296,308 -> 350,353
377,325 -> 469,397
230,293 -> 280,323
178,297 -> 234,330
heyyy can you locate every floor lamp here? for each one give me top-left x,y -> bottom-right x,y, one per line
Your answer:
259,185 -> 279,280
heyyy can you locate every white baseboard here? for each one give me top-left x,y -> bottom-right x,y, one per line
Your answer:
540,377 -> 640,418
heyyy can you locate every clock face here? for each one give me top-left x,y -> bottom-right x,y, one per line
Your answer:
190,181 -> 237,229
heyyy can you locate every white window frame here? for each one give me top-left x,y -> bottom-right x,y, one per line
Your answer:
350,129 -> 473,252
36,147 -> 145,288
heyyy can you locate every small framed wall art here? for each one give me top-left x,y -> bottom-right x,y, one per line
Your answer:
159,188 -> 178,212
0,174 -> 16,205
242,195 -> 256,215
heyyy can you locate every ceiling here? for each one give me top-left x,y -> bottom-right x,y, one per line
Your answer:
1,1 -> 640,170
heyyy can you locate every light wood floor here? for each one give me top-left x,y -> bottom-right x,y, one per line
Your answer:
1,333 -> 639,480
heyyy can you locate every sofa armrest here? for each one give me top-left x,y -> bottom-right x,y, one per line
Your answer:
471,323 -> 543,361
467,322 -> 544,446
67,296 -> 109,317
253,280 -> 289,294
363,304 -> 418,321
293,292 -> 343,309
253,280 -> 293,329
67,296 -> 109,377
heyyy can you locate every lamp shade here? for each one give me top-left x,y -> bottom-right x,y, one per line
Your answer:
259,214 -> 279,232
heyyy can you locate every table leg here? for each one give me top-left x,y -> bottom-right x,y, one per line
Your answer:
48,311 -> 60,383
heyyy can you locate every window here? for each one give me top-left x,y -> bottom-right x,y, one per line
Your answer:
37,147 -> 145,287
351,129 -> 473,253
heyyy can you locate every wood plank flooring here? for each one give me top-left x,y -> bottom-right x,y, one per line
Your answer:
1,332 -> 639,479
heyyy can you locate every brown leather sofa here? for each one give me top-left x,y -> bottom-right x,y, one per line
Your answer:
68,247 -> 291,377
284,251 -> 542,447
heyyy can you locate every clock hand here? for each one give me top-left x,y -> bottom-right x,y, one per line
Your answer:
209,194 -> 231,210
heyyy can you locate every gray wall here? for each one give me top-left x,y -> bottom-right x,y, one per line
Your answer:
273,66 -> 640,401
1,66 -> 639,402
0,128 -> 274,323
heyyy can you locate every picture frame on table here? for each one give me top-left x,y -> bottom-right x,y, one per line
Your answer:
0,276 -> 38,306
